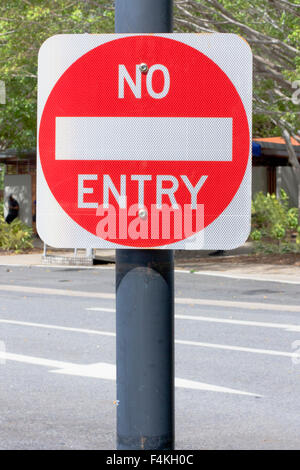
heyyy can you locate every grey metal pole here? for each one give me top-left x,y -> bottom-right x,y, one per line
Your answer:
115,0 -> 173,33
115,0 -> 174,451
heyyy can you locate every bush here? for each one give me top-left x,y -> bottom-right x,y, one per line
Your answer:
250,190 -> 300,253
0,201 -> 33,252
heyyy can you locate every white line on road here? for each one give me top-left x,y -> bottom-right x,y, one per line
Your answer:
175,297 -> 300,313
0,351 -> 75,369
0,284 -> 115,299
86,307 -> 300,332
53,364 -> 257,395
0,351 -> 260,397
1,318 -> 299,359
175,269 -> 192,274
84,307 -> 116,313
1,284 -> 300,313
193,270 -> 300,285
0,318 -> 115,337
175,338 -> 300,358
175,314 -> 300,332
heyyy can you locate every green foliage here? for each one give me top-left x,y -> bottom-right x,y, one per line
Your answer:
175,0 -> 300,138
250,229 -> 262,241
251,189 -> 300,253
0,201 -> 33,252
0,0 -> 113,151
1,0 -> 299,151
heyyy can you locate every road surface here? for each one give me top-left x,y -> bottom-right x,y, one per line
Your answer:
0,264 -> 300,449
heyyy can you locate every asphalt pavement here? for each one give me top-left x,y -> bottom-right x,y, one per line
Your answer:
0,264 -> 300,449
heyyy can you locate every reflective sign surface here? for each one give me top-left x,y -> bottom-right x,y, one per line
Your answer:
37,33 -> 252,249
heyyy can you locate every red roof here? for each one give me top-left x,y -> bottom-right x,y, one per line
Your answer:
254,137 -> 300,146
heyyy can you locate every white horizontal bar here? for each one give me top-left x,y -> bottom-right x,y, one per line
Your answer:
55,117 -> 232,161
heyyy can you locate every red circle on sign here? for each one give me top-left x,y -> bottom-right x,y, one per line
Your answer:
39,35 -> 250,247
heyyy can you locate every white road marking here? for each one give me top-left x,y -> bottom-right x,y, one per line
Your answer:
1,284 -> 299,313
173,378 -> 257,395
175,297 -> 300,313
1,318 -> 299,359
0,351 -> 75,369
52,362 -> 116,380
0,318 -> 115,337
85,307 -> 116,313
193,270 -> 300,285
0,284 -> 115,299
0,351 -> 260,396
53,365 -> 257,395
86,307 -> 300,332
175,338 -> 300,358
175,314 -> 300,332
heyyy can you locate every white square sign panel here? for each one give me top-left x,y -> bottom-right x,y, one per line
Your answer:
37,33 -> 252,249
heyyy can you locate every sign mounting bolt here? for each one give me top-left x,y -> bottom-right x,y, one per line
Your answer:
139,63 -> 148,74
138,208 -> 148,219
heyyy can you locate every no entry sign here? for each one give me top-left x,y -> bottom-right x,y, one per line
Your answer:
37,34 -> 252,249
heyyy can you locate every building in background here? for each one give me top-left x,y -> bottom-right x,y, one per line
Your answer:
253,137 -> 300,207
0,139 -> 299,233
0,150 -> 36,229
